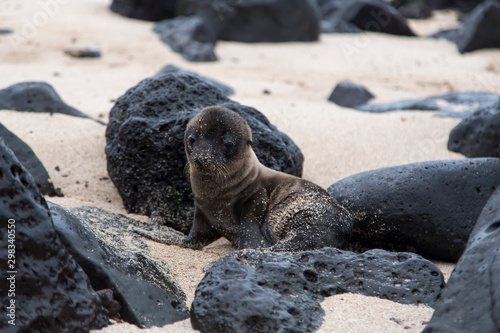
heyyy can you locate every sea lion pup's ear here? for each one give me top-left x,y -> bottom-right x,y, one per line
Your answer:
247,139 -> 253,146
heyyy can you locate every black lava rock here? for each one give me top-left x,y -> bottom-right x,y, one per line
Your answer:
355,91 -> 500,118
0,137 -> 107,333
153,16 -> 217,62
328,81 -> 375,108
317,0 -> 416,36
49,203 -> 189,328
456,0 -> 500,53
327,158 -> 500,262
192,248 -> 444,333
110,0 -> 177,21
448,103 -> 500,157
178,0 -> 321,43
0,81 -> 104,124
0,123 -> 60,196
105,73 -> 303,234
423,185 -> 500,332
391,0 -> 433,19
154,64 -> 234,96
64,48 -> 102,58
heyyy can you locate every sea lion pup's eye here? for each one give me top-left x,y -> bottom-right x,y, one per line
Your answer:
187,134 -> 196,147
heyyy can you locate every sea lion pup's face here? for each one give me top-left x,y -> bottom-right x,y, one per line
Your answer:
185,106 -> 253,177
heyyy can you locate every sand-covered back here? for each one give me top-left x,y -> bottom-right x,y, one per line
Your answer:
1,1 -> 499,332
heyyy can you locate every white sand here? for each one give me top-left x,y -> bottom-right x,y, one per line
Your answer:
1,1 -> 499,332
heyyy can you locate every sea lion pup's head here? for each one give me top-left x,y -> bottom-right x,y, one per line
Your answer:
185,106 -> 253,177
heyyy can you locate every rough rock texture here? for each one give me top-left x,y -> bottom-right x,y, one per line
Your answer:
423,186 -> 500,332
49,203 -> 189,328
154,64 -> 234,96
327,158 -> 500,262
355,91 -> 500,118
110,0 -> 177,21
390,0 -> 433,19
105,73 -> 303,234
456,0 -> 500,53
448,103 -> 500,158
317,0 -> 416,35
0,123 -> 60,196
178,0 -> 321,43
153,16 -> 217,62
0,137 -> 107,333
192,248 -> 444,333
328,81 -> 374,108
0,81 -> 104,124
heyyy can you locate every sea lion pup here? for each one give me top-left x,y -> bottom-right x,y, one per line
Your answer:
136,106 -> 352,251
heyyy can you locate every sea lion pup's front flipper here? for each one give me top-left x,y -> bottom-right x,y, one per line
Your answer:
133,206 -> 221,250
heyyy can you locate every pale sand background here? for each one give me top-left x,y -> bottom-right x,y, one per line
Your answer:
1,1 -> 499,332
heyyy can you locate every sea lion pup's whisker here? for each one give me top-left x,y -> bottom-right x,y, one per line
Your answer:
143,106 -> 353,252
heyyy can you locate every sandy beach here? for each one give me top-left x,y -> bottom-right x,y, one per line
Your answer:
1,0 -> 499,332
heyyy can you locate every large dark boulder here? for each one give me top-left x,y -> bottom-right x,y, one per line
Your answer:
110,0 -> 177,21
192,248 -> 444,333
448,103 -> 500,157
328,81 -> 375,108
177,0 -> 321,43
423,186 -> 500,332
0,81 -> 104,124
390,0 -> 433,19
105,73 -> 303,234
0,137 -> 107,333
317,0 -> 416,35
0,123 -> 60,196
456,0 -> 500,53
49,204 -> 189,328
355,91 -> 500,118
327,158 -> 500,262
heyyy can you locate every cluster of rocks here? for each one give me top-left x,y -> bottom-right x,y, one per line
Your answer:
110,0 -> 499,61
328,81 -> 500,158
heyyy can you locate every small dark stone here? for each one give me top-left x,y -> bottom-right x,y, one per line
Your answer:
0,81 -> 105,124
355,91 -> 500,119
110,0 -> 177,21
154,64 -> 234,96
154,16 -> 217,62
0,28 -> 13,34
423,186 -> 500,332
317,0 -> 416,36
0,123 -> 60,196
429,28 -> 459,42
0,137 -> 107,333
456,0 -> 500,53
64,48 -> 102,58
328,158 -> 500,262
448,103 -> 500,157
391,0 -> 433,19
328,81 -> 375,108
105,73 -> 303,234
192,248 -> 444,333
49,203 -> 189,328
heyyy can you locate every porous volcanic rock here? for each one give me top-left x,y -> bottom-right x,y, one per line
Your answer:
191,248 -> 444,333
0,123 -> 60,196
423,186 -> 500,332
110,0 -> 177,21
49,203 -> 189,328
317,0 -> 416,35
328,158 -> 500,262
328,81 -> 375,108
105,73 -> 303,234
0,81 -> 104,124
0,137 -> 107,333
448,103 -> 500,157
